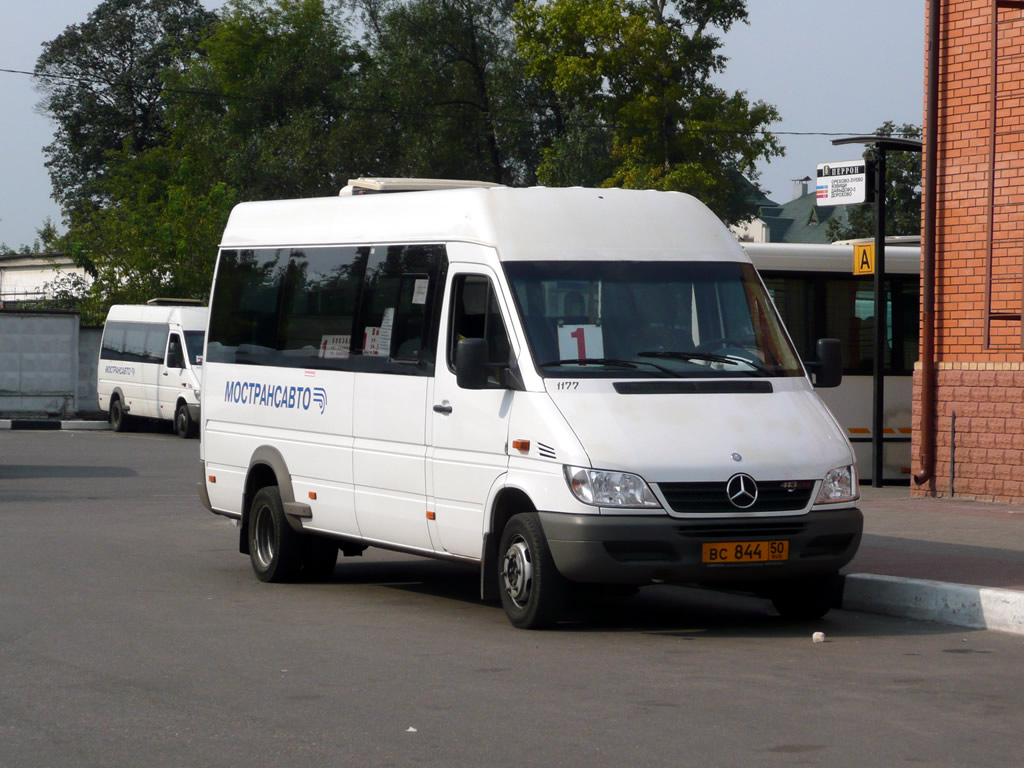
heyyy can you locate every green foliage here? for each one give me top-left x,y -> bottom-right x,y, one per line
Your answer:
35,0 -> 216,214
355,0 -> 540,184
52,146 -> 237,324
826,122 -> 922,242
167,0 -> 373,199
36,0 -> 782,320
513,0 -> 783,223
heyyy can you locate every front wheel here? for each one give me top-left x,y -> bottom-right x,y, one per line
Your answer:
498,513 -> 566,629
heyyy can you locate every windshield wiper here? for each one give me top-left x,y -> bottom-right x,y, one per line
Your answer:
636,350 -> 773,376
538,357 -> 679,376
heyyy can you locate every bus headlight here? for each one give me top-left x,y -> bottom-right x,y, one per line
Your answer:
564,466 -> 661,508
815,464 -> 858,504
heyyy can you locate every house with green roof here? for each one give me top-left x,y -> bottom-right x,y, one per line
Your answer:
732,178 -> 852,244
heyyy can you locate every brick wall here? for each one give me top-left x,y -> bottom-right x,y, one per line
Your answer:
914,363 -> 1024,501
915,1 -> 1024,500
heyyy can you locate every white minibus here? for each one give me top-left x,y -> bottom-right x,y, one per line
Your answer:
198,181 -> 862,628
97,301 -> 207,438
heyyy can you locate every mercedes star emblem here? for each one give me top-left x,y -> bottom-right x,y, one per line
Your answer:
726,473 -> 758,509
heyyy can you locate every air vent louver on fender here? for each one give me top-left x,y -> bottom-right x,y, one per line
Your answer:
537,442 -> 557,459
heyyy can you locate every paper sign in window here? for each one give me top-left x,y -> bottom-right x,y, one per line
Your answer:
557,324 -> 604,361
319,334 -> 351,359
411,279 -> 429,305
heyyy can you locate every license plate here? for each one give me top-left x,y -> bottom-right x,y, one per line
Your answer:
701,540 -> 789,564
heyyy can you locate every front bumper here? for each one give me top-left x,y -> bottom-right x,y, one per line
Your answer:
540,507 -> 862,588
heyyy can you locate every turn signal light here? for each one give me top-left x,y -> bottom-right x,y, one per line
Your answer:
512,439 -> 530,452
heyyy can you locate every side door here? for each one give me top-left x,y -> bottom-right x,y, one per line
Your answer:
158,331 -> 190,422
352,245 -> 445,552
428,267 -> 515,558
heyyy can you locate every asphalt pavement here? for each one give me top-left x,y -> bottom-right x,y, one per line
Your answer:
4,417 -> 1024,635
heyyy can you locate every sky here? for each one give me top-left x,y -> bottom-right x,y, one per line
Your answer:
0,0 -> 926,250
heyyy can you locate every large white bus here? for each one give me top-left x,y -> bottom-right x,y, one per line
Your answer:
97,301 -> 207,438
198,181 -> 863,628
744,242 -> 920,484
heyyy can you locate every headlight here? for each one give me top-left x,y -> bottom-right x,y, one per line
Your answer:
815,464 -> 858,504
564,465 -> 661,508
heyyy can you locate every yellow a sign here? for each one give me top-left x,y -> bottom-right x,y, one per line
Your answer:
853,242 -> 875,275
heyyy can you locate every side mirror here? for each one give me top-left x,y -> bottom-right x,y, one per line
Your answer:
455,338 -> 488,390
809,337 -> 842,388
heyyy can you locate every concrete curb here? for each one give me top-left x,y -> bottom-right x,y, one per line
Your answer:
0,419 -> 110,431
842,573 -> 1024,636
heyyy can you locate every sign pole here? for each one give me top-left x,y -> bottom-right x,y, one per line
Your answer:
872,149 -> 887,488
828,135 -> 921,488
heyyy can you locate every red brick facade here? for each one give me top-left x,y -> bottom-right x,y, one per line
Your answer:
914,0 -> 1024,501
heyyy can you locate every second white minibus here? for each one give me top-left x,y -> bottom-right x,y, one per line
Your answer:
98,301 -> 207,437
198,181 -> 862,628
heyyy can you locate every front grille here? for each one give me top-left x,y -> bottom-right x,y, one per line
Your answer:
658,480 -> 814,514
675,521 -> 807,538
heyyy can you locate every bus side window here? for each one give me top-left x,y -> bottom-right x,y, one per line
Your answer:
447,275 -> 510,382
392,274 -> 430,363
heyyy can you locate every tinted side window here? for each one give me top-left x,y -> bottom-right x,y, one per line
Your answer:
207,244 -> 445,374
353,245 -> 445,374
762,272 -> 919,376
100,323 -> 126,361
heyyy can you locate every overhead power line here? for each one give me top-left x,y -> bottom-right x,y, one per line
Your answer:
0,66 -> 920,139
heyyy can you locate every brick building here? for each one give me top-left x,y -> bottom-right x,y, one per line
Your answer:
914,0 -> 1024,501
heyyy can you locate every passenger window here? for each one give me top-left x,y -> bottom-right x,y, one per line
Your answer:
447,275 -> 511,380
207,244 -> 446,374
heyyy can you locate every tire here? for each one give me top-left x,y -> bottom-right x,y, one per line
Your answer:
300,536 -> 339,582
247,486 -> 302,583
498,513 -> 566,629
110,397 -> 131,433
770,574 -> 839,620
174,402 -> 197,439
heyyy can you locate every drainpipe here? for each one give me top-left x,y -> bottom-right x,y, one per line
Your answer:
914,0 -> 940,487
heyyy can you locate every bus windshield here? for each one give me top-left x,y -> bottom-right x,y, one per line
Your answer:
504,260 -> 803,378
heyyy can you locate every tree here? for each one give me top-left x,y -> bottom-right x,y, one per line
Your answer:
353,0 -> 541,184
826,122 -> 922,242
167,0 -> 373,200
513,0 -> 782,223
35,0 -> 217,215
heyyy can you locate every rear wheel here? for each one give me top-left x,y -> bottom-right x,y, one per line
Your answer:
498,513 -> 566,629
248,486 -> 302,582
110,397 -> 131,433
770,574 -> 839,620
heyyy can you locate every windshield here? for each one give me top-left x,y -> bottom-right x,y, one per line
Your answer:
184,330 -> 205,366
504,260 -> 803,378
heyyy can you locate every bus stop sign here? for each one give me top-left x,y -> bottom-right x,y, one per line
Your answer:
816,161 -> 868,206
